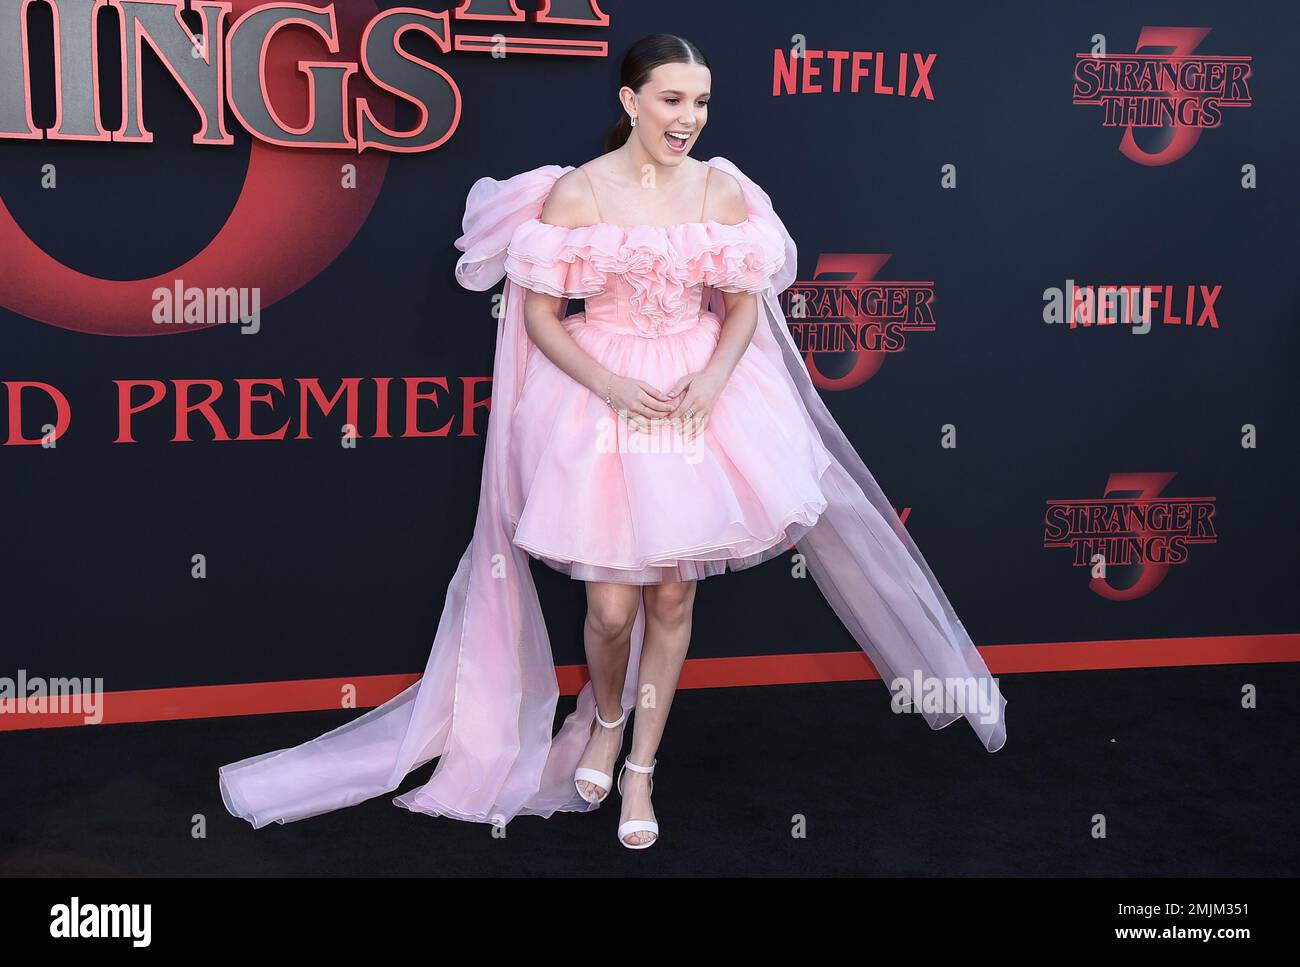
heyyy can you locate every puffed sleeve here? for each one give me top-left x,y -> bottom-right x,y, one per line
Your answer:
453,164 -> 568,291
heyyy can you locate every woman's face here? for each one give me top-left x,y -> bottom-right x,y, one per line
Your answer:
623,61 -> 711,166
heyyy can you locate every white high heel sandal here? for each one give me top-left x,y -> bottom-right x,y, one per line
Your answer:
616,757 -> 659,849
573,706 -> 628,805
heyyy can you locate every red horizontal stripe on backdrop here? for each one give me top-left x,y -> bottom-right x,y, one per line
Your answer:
2,634 -> 1298,732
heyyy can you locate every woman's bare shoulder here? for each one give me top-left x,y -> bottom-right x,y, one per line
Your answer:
704,166 -> 747,225
538,167 -> 601,229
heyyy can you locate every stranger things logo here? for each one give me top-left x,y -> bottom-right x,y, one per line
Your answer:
1072,26 -> 1252,166
1043,472 -> 1217,600
778,254 -> 937,391
0,0 -> 614,337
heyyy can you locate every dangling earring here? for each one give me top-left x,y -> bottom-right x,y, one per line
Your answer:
630,115 -> 637,127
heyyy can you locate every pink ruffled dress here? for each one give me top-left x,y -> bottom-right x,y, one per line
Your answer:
216,156 -> 1006,833
501,213 -> 832,584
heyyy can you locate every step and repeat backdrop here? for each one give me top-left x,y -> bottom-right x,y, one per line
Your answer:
2,1 -> 1297,724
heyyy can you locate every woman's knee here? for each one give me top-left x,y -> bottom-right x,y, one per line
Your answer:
644,580 -> 696,625
585,584 -> 640,640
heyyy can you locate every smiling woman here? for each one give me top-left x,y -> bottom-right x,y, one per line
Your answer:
602,35 -> 710,158
639,75 -> 709,157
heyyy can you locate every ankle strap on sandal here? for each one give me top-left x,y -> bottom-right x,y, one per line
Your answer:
595,706 -> 627,729
621,757 -> 655,774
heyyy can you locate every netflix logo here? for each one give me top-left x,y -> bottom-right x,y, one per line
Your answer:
1043,280 -> 1222,333
774,45 -> 936,99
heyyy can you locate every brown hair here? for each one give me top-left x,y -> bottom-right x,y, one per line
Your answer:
603,34 -> 710,153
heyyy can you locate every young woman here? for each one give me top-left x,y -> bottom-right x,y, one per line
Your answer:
219,34 -> 1007,851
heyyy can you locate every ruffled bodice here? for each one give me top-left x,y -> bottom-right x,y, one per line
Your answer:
453,157 -> 797,340
501,216 -> 786,337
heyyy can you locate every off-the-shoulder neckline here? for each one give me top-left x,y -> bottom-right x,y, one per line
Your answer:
523,215 -> 756,233
525,159 -> 754,235
536,157 -> 750,232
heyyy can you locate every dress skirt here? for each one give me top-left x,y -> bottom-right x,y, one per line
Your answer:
508,308 -> 833,585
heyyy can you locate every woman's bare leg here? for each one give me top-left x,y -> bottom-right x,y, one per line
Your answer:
574,580 -> 642,801
620,578 -> 698,846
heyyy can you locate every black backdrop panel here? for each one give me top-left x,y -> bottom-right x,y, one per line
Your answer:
2,0 -> 1297,697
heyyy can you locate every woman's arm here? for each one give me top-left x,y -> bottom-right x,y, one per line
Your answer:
703,288 -> 759,383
